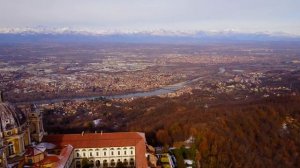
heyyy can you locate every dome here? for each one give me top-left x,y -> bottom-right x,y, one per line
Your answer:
0,102 -> 27,133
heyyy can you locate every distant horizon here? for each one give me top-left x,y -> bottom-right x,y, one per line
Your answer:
0,26 -> 300,37
1,0 -> 300,36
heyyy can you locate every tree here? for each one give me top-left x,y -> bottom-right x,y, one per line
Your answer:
116,161 -> 124,168
81,158 -> 92,168
156,129 -> 172,145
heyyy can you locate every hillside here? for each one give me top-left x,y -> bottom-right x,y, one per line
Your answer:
125,95 -> 300,167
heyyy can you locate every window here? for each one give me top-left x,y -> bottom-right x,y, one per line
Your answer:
123,159 -> 128,166
118,151 -> 120,155
96,152 -> 99,156
96,160 -> 100,167
103,160 -> 108,168
76,153 -> 80,157
104,152 -> 106,156
83,153 -> 86,157
111,151 -> 114,155
90,152 -> 92,157
124,151 -> 127,155
110,159 -> 115,167
131,151 -> 133,155
8,142 -> 14,156
90,160 -> 94,166
76,161 -> 81,168
117,159 -> 122,167
130,158 -> 134,166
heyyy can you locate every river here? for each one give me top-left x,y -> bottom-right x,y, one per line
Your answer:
17,76 -> 203,105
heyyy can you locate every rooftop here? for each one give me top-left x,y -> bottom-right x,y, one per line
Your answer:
43,132 -> 148,168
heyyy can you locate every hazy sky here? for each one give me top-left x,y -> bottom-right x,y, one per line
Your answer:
1,0 -> 300,34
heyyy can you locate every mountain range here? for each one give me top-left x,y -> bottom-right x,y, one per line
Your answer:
0,27 -> 299,43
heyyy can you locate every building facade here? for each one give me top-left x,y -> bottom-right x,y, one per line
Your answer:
0,92 -> 44,167
43,132 -> 148,168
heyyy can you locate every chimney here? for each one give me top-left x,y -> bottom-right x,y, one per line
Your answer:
81,131 -> 84,136
101,130 -> 103,135
0,91 -> 3,102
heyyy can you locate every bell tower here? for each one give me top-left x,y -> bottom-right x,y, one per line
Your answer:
28,104 -> 44,142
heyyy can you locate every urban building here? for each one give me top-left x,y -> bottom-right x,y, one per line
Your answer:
43,132 -> 148,168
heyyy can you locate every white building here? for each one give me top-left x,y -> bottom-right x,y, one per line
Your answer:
43,132 -> 148,168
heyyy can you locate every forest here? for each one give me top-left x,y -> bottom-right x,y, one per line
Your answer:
124,95 -> 300,168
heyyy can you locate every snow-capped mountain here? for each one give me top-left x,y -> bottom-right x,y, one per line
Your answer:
0,27 -> 299,43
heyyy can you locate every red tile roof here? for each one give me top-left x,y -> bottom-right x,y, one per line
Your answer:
43,132 -> 148,168
36,145 -> 73,168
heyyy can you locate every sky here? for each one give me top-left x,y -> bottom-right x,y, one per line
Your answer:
0,0 -> 300,35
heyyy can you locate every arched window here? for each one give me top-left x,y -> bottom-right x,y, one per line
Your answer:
82,149 -> 86,157
103,160 -> 108,168
90,152 -> 93,157
130,147 -> 134,155
116,159 -> 123,167
95,160 -> 100,167
76,152 -> 80,157
117,148 -> 121,156
110,159 -> 115,167
90,160 -> 94,166
76,161 -> 81,168
130,158 -> 135,166
123,159 -> 128,166
8,142 -> 14,156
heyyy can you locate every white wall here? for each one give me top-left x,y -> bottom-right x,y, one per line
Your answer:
73,146 -> 136,167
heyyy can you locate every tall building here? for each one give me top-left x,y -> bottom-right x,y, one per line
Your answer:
28,104 -> 45,142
